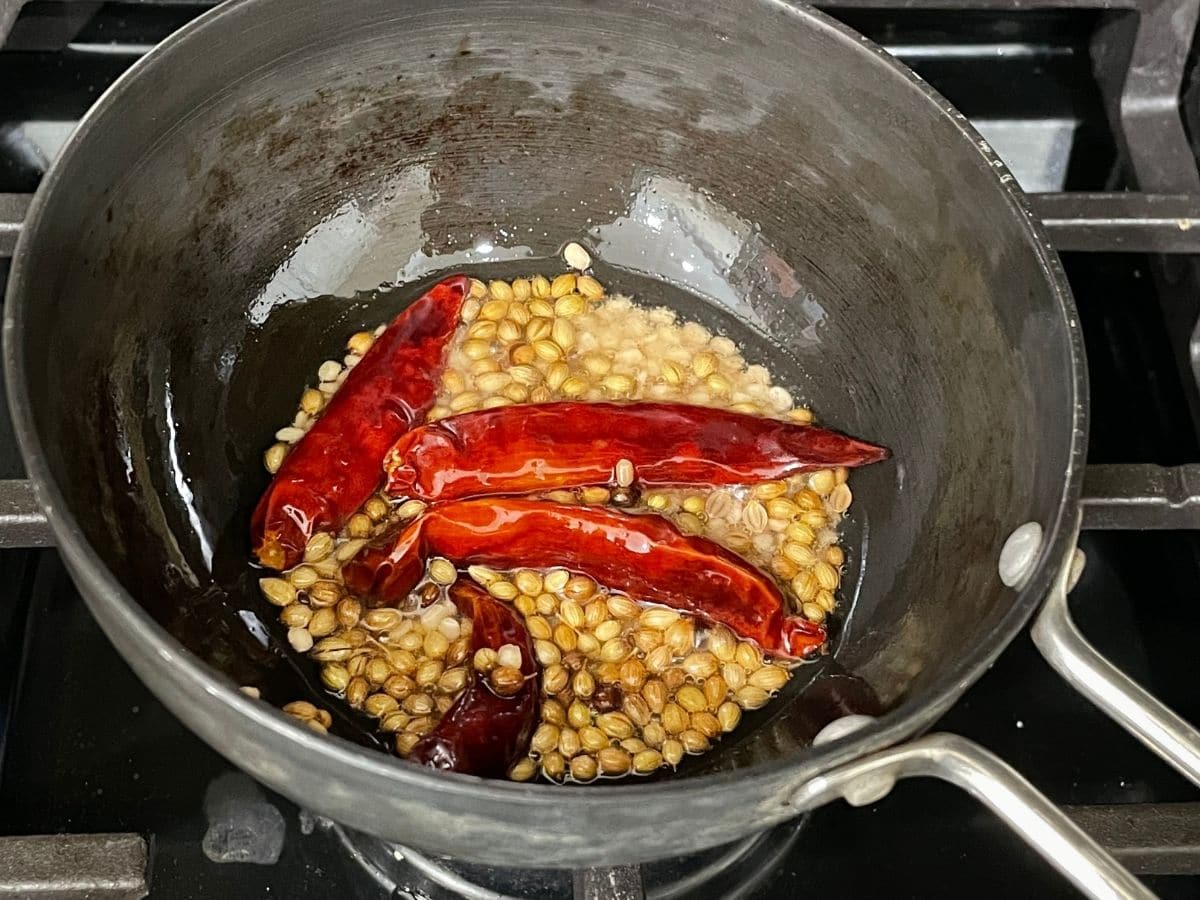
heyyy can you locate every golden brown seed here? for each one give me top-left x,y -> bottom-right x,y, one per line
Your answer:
800,510 -> 828,530
364,496 -> 390,522
365,656 -> 390,685
645,492 -> 670,511
593,619 -> 622,643
551,318 -> 575,352
596,712 -> 635,739
577,275 -> 604,299
321,663 -> 350,692
564,576 -> 597,601
515,594 -> 538,617
620,658 -> 647,691
663,668 -> 687,693
602,374 -> 635,395
490,666 -> 525,697
681,651 -> 718,680
264,442 -> 288,474
438,667 -> 469,694
395,732 -> 420,755
535,593 -> 559,616
736,642 -> 763,672
380,711 -> 409,733
553,601 -> 581,633
509,343 -> 537,366
282,700 -> 318,720
665,620 -> 695,654
676,685 -> 708,713
600,638 -> 632,663
307,608 -> 338,638
468,319 -> 499,341
717,700 -> 742,732
662,739 -> 685,767
416,659 -> 444,687
704,674 -> 728,709
426,557 -> 456,586
662,703 -> 689,734
336,597 -> 362,629
424,631 -> 450,659
815,588 -> 837,613
579,726 -> 609,753
526,615 -> 553,641
680,729 -> 710,754
542,698 -> 567,726
260,578 -> 297,607
508,757 -> 537,782
384,674 -> 415,699
580,486 -> 611,505
735,685 -> 770,710
473,647 -> 497,673
691,711 -> 722,739
345,677 -> 369,708
553,623 -> 579,652
531,723 -> 560,755
597,747 -> 632,776
550,273 -> 577,298
307,580 -> 342,608
623,694 -> 651,727
633,749 -> 664,774
540,568 -> 568,593
642,679 -> 667,713
559,727 -> 582,758
792,570 -> 819,603
347,513 -> 372,539
570,754 -> 598,782
572,669 -> 596,700
304,532 -> 335,563
388,648 -> 418,675
642,721 -> 667,748
554,293 -> 586,317
808,469 -> 837,496
364,693 -> 399,718
645,645 -> 673,674
585,600 -> 609,631
708,625 -> 737,662
407,714 -> 435,735
280,604 -> 312,628
801,602 -> 830,624
397,631 -> 424,653
681,495 -> 706,517
529,298 -> 555,318
534,640 -> 562,667
632,628 -> 663,655
782,542 -> 818,568
748,665 -> 790,693
577,633 -> 601,657
814,561 -> 840,592
541,750 -> 566,779
743,500 -> 769,532
543,663 -> 569,695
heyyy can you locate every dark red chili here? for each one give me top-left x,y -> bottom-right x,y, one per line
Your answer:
251,276 -> 469,570
408,581 -> 539,776
344,499 -> 825,658
383,401 -> 888,502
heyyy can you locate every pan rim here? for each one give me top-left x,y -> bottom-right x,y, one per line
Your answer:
2,0 -> 1087,849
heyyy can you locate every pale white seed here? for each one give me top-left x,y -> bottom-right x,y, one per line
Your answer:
318,360 -> 342,382
563,241 -> 592,270
287,627 -> 314,653
497,643 -> 523,669
275,426 -> 305,443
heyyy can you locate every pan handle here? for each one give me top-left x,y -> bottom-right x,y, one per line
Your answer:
1031,550 -> 1200,788
789,732 -> 1151,899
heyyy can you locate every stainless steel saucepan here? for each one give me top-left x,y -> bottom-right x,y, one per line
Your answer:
7,1 -> 1198,895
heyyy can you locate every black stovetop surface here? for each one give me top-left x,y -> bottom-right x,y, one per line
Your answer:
2,3 -> 1199,898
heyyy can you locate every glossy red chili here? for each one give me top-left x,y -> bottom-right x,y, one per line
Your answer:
409,581 -> 539,776
384,401 -> 888,502
251,276 -> 469,570
344,499 -> 825,658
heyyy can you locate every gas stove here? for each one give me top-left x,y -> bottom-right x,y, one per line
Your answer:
2,1 -> 1200,897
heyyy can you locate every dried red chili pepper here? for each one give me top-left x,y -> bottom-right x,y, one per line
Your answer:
251,276 -> 469,570
344,499 -> 825,658
409,581 -> 538,776
384,401 -> 887,502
